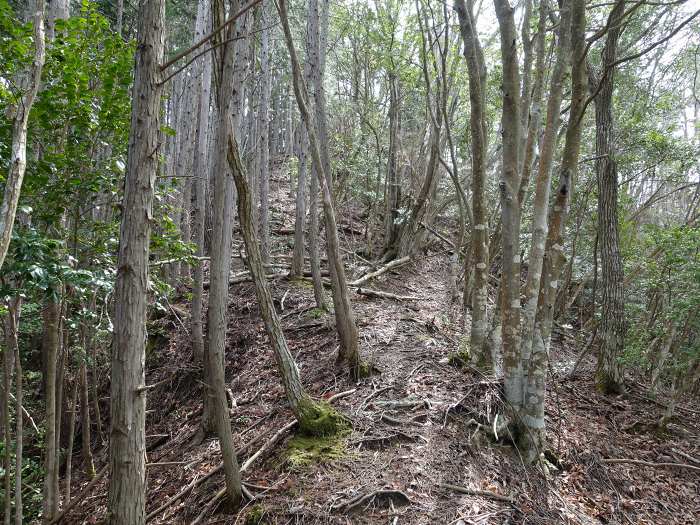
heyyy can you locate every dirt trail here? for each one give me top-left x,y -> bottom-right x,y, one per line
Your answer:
68,171 -> 699,524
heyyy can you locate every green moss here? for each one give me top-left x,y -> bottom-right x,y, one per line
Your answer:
286,429 -> 350,470
447,337 -> 472,368
297,400 -> 348,436
309,307 -> 326,318
244,504 -> 267,525
357,360 -> 373,378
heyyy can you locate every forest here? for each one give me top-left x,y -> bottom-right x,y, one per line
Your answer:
0,0 -> 699,522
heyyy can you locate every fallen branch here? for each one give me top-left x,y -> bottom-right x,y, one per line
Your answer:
420,222 -> 455,249
349,256 -> 411,287
191,420 -> 299,524
203,271 -> 288,289
356,287 -> 421,301
326,389 -> 357,403
331,489 -> 411,512
48,465 -> 108,524
380,413 -> 423,426
602,458 -> 700,472
671,448 -> 700,466
439,483 -> 515,504
146,428 -> 271,521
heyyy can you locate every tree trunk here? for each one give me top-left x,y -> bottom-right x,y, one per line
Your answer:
384,71 -> 401,252
259,0 -> 272,265
227,130 -> 342,435
46,0 -> 69,41
42,298 -> 60,523
279,0 -> 364,377
80,361 -> 95,478
205,0 -> 245,508
519,0 -> 575,461
191,0 -> 213,436
290,130 -> 308,278
10,299 -> 23,525
2,321 -> 11,525
108,0 -> 165,521
494,0 -> 523,417
591,0 -> 626,395
455,0 -> 490,369
308,163 -> 326,310
64,378 -> 78,505
0,0 -> 45,273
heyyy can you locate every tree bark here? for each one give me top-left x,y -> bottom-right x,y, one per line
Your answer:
290,129 -> 308,278
591,0 -> 627,395
494,0 -> 523,416
79,361 -> 95,478
519,0 -> 575,461
259,0 -> 272,265
10,299 -> 23,525
64,377 -> 78,505
0,0 -> 45,273
108,0 -> 165,521
384,71 -> 401,252
191,0 -> 213,436
455,0 -> 490,369
42,298 -> 60,523
2,320 -> 11,525
227,130 -> 341,435
205,0 -> 244,508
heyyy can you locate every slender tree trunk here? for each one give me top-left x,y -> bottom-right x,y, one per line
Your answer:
259,0 -> 272,265
42,298 -> 60,523
191,0 -> 213,436
108,0 -> 165,521
227,131 -> 341,434
494,0 -> 523,418
308,164 -> 326,310
455,0 -> 490,369
116,0 -> 123,36
79,361 -> 95,478
591,0 -> 626,395
205,0 -> 244,508
519,0 -> 576,461
46,0 -> 68,41
54,325 -> 65,510
0,0 -> 45,273
384,71 -> 401,252
650,319 -> 678,390
10,299 -> 23,525
2,325 -> 11,525
518,1 -> 547,207
64,378 -> 78,505
280,0 -> 364,377
290,131 -> 308,278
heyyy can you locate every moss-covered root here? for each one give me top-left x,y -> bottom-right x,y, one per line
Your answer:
351,359 -> 374,380
297,399 -> 348,437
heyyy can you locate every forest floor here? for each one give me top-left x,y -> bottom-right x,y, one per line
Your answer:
70,168 -> 699,524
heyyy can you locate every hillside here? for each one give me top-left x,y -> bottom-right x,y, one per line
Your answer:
62,171 -> 700,525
